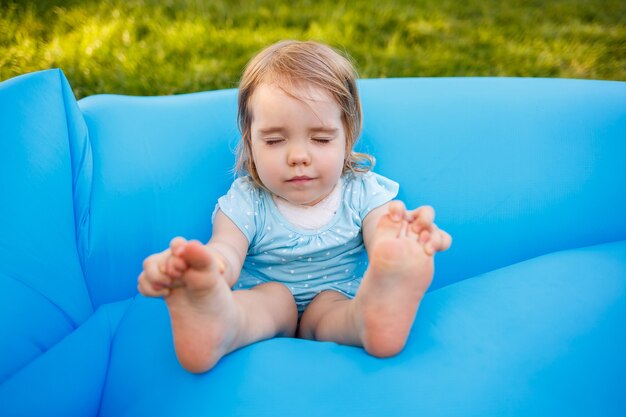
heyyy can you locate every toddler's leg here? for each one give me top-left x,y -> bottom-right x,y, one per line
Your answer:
299,207 -> 433,357
164,241 -> 298,373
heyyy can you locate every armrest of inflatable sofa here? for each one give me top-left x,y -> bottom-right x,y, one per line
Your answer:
0,69 -> 94,381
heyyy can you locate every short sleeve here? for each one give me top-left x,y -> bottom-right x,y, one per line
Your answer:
352,172 -> 399,219
214,177 -> 260,243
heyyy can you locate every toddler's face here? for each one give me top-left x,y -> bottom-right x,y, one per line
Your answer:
250,83 -> 346,206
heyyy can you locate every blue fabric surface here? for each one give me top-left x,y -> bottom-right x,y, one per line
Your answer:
97,241 -> 626,417
1,69 -> 625,416
79,88 -> 239,308
0,69 -> 93,381
357,77 -> 626,289
0,300 -> 130,417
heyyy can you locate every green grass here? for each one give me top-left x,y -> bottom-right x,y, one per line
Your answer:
1,0 -> 624,98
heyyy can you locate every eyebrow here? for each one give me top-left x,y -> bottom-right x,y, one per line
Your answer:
257,127 -> 286,134
256,126 -> 339,135
310,127 -> 339,134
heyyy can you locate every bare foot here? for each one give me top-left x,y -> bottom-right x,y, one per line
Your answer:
165,241 -> 243,373
353,211 -> 434,357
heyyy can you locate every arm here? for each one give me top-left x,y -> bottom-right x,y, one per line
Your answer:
202,209 -> 250,288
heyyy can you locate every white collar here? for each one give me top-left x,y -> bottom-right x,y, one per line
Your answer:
273,178 -> 342,230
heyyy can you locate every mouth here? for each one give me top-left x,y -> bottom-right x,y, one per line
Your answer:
287,176 -> 315,184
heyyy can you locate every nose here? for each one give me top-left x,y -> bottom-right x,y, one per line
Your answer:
287,143 -> 311,166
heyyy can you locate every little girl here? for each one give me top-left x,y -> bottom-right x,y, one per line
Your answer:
138,40 -> 451,373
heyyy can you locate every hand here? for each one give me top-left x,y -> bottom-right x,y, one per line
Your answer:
137,237 -> 189,297
406,206 -> 452,256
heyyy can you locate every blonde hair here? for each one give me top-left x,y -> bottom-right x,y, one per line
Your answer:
236,40 -> 374,188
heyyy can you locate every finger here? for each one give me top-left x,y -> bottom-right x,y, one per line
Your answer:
170,237 -> 188,257
438,229 -> 453,251
413,206 -> 435,229
137,271 -> 148,295
405,218 -> 419,240
424,223 -> 453,252
411,209 -> 435,236
417,229 -> 435,256
144,255 -> 173,288
138,272 -> 171,297
428,229 -> 443,254
168,278 -> 185,289
165,255 -> 188,278
387,200 -> 407,222
151,287 -> 171,297
144,254 -> 167,276
399,219 -> 409,237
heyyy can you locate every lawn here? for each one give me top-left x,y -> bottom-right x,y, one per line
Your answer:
1,0 -> 624,98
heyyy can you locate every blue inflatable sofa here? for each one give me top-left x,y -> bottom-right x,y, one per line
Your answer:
1,69 -> 625,416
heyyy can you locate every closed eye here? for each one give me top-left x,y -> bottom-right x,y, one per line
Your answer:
312,137 -> 332,144
265,138 -> 284,145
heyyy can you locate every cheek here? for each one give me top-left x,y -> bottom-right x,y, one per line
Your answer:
317,145 -> 346,175
252,148 -> 278,180
258,160 -> 277,178
336,142 -> 348,170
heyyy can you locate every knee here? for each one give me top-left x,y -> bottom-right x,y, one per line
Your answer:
298,291 -> 347,340
258,282 -> 298,334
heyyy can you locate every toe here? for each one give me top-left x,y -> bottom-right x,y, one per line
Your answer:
181,241 -> 212,270
178,242 -> 227,292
